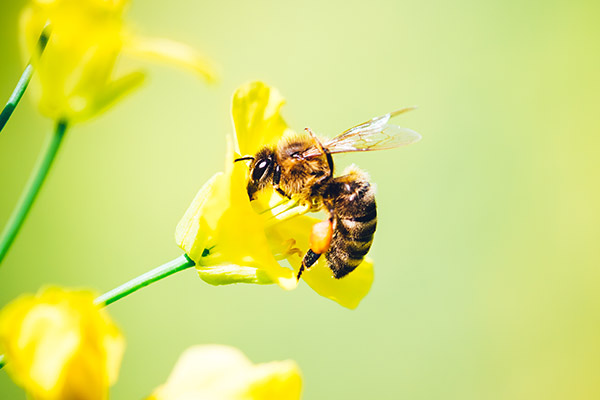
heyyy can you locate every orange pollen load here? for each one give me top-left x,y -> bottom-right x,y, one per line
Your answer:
309,219 -> 333,254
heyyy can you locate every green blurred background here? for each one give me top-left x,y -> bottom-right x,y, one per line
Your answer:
1,0 -> 599,398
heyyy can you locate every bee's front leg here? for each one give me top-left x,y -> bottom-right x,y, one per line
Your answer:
297,217 -> 334,280
272,163 -> 291,198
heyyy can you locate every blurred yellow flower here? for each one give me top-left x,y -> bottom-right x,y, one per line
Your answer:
20,0 -> 216,122
176,81 -> 374,309
147,344 -> 302,400
0,286 -> 124,400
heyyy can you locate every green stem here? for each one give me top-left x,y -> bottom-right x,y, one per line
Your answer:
0,354 -> 5,370
0,65 -> 34,133
0,24 -> 50,134
0,121 -> 68,266
94,254 -> 195,306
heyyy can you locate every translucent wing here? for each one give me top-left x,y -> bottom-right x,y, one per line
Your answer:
302,107 -> 421,158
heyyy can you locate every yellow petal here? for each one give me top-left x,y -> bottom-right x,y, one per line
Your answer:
20,0 -> 127,121
302,257 -> 374,310
150,345 -> 252,399
232,81 -> 293,157
124,34 -> 217,82
148,345 -> 302,400
20,0 -> 214,122
91,70 -> 146,118
31,0 -> 130,12
0,286 -> 124,400
196,264 -> 274,285
271,216 -> 374,309
175,172 -> 223,261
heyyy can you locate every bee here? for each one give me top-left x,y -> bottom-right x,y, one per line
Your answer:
235,107 -> 421,280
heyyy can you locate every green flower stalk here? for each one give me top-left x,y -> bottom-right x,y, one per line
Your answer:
0,65 -> 35,133
94,254 -> 195,306
0,25 -> 49,134
0,121 -> 67,265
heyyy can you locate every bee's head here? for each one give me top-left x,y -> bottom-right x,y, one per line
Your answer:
234,148 -> 276,200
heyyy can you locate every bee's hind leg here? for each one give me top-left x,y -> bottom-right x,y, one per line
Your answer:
297,217 -> 334,280
298,250 -> 321,280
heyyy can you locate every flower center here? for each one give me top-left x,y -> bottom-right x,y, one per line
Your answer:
252,191 -> 312,228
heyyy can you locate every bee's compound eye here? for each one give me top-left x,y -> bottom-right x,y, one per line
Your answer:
252,158 -> 272,181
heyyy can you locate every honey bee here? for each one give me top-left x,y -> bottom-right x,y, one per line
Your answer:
235,107 -> 421,280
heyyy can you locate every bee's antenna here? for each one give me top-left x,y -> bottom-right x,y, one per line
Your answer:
234,156 -> 254,162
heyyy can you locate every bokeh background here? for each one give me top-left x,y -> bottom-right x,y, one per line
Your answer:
1,0 -> 599,398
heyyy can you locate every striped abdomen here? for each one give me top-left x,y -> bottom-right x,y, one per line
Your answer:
323,170 -> 377,279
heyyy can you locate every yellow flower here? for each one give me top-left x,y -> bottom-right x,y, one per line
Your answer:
176,81 -> 374,309
0,286 -> 124,400
147,345 -> 302,400
20,0 -> 216,122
